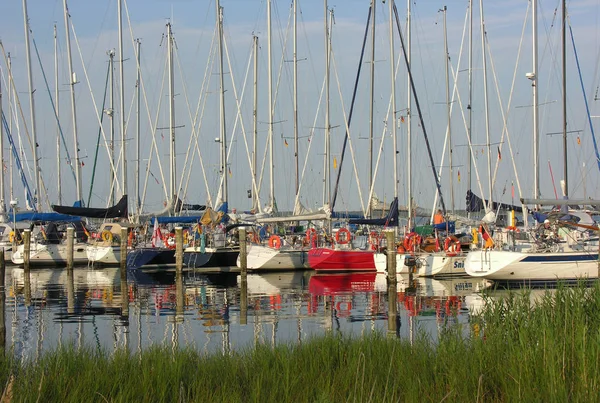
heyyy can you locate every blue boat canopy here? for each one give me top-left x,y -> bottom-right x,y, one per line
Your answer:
14,212 -> 82,223
150,216 -> 202,225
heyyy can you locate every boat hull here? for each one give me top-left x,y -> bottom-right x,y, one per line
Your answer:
237,245 -> 309,270
127,247 -> 176,269
87,245 -> 121,265
12,242 -> 89,266
308,248 -> 375,271
183,247 -> 239,268
465,249 -> 599,281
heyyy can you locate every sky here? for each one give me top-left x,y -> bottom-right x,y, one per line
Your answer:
1,0 -> 600,217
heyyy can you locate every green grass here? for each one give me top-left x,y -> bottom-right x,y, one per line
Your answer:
2,282 -> 600,402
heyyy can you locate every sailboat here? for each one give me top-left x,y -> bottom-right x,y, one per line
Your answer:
464,0 -> 600,283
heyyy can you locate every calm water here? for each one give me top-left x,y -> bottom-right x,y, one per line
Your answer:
0,266 -> 490,359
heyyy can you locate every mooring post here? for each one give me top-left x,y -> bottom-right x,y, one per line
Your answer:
385,230 -> 396,283
239,227 -> 248,325
66,262 -> 75,315
120,227 -> 127,276
0,249 -> 6,353
66,227 -> 74,270
175,227 -> 183,274
23,229 -> 31,274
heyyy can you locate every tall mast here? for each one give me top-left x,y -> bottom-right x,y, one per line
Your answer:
167,23 -> 176,209
54,24 -> 62,205
108,49 -> 115,206
217,1 -> 228,207
293,0 -> 299,196
22,0 -> 41,210
467,0 -> 473,218
118,0 -> 127,199
532,0 -> 540,200
252,35 -> 259,211
268,0 -> 274,209
135,39 -> 141,214
323,1 -> 331,207
0,62 -> 6,218
442,6 -> 454,214
406,0 -> 412,228
389,0 -> 398,202
368,0 -> 376,207
7,54 -> 13,202
479,0 -> 492,209
63,0 -> 83,205
561,0 -> 568,197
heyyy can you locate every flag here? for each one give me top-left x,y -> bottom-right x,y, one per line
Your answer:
333,157 -> 338,170
228,167 -> 232,177
457,169 -> 461,183
83,225 -> 91,239
577,136 -> 581,145
511,182 -> 515,199
151,218 -> 165,248
81,161 -> 85,167
497,147 -> 502,160
284,139 -> 288,147
400,116 -> 405,123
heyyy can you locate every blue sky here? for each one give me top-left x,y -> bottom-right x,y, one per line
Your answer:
1,0 -> 600,215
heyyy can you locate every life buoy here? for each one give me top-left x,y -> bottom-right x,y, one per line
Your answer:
368,231 -> 379,250
335,228 -> 352,244
101,230 -> 113,243
443,236 -> 461,257
167,236 -> 176,250
403,232 -> 422,253
128,230 -> 134,247
335,301 -> 352,317
305,228 -> 318,244
397,245 -> 406,253
268,235 -> 282,249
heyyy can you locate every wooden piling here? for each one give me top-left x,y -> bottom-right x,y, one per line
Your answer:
66,263 -> 75,315
175,227 -> 183,274
120,227 -> 127,279
385,230 -> 396,283
66,227 -> 74,270
23,229 -> 31,274
0,250 -> 5,353
239,227 -> 248,325
239,228 -> 247,275
175,268 -> 184,322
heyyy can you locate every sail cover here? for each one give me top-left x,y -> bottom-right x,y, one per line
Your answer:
52,195 -> 128,219
466,190 -> 523,213
348,197 -> 399,226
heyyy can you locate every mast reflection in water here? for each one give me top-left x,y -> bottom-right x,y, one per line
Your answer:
3,267 -> 487,358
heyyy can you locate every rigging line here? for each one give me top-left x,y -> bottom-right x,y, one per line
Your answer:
330,45 -> 367,216
30,36 -> 77,189
87,60 -> 111,207
393,3 -> 446,214
487,3 -> 529,202
69,18 -> 122,197
330,4 -> 371,214
569,23 -> 600,174
271,1 -> 294,121
221,35 -> 263,212
1,113 -> 35,209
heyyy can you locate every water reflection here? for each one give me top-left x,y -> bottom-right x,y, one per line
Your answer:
3,267 -> 491,358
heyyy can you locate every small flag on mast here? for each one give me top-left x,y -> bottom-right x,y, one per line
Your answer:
497,147 -> 502,161
228,167 -> 232,177
284,139 -> 288,147
333,157 -> 338,170
577,136 -> 581,145
457,169 -> 461,183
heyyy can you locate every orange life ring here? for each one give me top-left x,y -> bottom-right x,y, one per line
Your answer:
305,228 -> 318,244
444,236 -> 461,256
403,232 -> 422,253
368,231 -> 379,250
335,301 -> 352,317
397,245 -> 406,253
335,228 -> 352,244
268,235 -> 282,249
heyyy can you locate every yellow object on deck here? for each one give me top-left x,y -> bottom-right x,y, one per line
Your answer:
471,228 -> 479,245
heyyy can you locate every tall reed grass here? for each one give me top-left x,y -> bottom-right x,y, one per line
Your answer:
2,282 -> 600,402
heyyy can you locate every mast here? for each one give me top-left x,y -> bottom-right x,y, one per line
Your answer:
135,39 -> 141,215
0,62 -> 5,218
54,24 -> 62,205
561,0 -> 568,197
217,1 -> 228,207
479,0 -> 492,209
108,49 -> 115,206
252,35 -> 259,211
267,0 -> 274,210
167,23 -> 176,209
406,0 -> 412,228
532,0 -> 540,200
22,0 -> 41,210
389,0 -> 398,202
442,6 -> 454,214
467,0 -> 473,218
293,0 -> 299,196
7,54 -> 13,202
63,0 -> 83,205
368,0 -> 376,208
323,1 -> 331,207
118,0 -> 127,200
